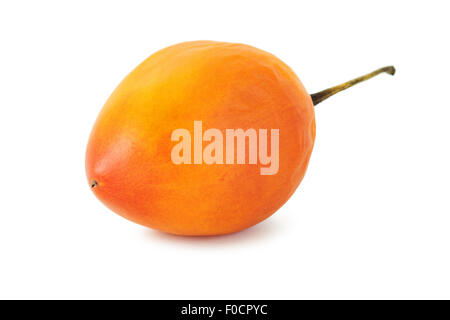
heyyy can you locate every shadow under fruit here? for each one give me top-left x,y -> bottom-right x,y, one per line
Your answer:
86,41 -> 395,236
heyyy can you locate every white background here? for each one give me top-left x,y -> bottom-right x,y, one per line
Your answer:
1,0 -> 449,299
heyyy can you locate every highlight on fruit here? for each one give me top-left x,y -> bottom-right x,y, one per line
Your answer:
86,41 -> 395,236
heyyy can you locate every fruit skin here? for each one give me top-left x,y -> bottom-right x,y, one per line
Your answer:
86,41 -> 315,236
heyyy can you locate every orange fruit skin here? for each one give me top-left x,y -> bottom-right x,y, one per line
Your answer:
86,41 -> 315,236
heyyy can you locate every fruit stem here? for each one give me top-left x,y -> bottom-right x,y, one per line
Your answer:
311,66 -> 395,106
91,180 -> 98,188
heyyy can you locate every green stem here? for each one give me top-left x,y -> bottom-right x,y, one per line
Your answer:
311,66 -> 395,106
